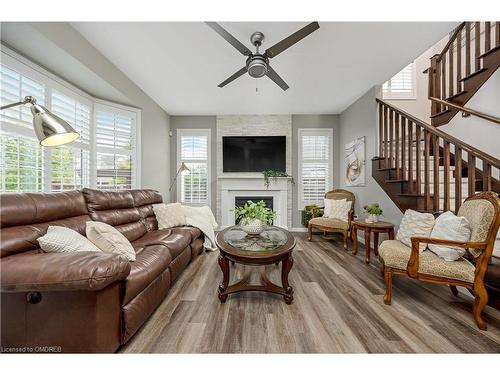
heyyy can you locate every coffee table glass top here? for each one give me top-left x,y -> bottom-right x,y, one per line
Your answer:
223,226 -> 288,252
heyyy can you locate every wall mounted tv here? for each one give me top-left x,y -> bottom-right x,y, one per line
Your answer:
223,136 -> 286,173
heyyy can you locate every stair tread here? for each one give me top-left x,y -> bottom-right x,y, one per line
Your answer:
459,67 -> 488,82
445,90 -> 467,101
385,179 -> 409,183
479,45 -> 500,59
376,167 -> 396,171
430,109 -> 452,118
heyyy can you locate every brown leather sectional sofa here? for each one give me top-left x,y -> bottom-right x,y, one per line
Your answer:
0,188 -> 204,353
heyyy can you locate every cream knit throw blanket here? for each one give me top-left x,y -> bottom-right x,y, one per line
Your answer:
153,203 -> 219,251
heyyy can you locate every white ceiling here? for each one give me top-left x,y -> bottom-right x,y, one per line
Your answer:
71,22 -> 456,115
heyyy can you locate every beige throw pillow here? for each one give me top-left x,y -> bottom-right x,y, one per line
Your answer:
86,221 -> 136,261
38,226 -> 101,253
396,209 -> 435,252
153,203 -> 187,229
428,211 -> 471,261
323,198 -> 351,221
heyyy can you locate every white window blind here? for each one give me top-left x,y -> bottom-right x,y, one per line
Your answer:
178,129 -> 210,205
95,104 -> 137,190
382,62 -> 416,99
1,48 -> 141,194
50,90 -> 91,191
1,64 -> 45,192
298,129 -> 333,208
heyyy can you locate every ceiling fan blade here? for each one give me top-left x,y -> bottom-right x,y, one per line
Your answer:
218,67 -> 248,88
206,22 -> 252,56
266,66 -> 289,91
265,22 -> 320,59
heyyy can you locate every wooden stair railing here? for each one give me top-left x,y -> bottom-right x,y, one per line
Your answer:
375,98 -> 500,214
427,22 -> 500,126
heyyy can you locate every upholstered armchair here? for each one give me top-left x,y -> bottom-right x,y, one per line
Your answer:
379,192 -> 500,330
307,189 -> 355,250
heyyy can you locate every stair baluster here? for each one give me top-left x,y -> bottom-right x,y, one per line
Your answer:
374,99 -> 500,214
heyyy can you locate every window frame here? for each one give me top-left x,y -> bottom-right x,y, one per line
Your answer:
1,44 -> 141,193
382,61 -> 417,100
176,128 -> 211,206
297,128 -> 334,209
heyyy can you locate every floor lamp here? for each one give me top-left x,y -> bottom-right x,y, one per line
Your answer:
0,96 -> 80,146
169,162 -> 190,201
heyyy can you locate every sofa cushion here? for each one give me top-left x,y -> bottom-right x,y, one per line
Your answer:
82,188 -> 147,242
132,227 -> 192,260
309,217 -> 349,230
176,226 -> 202,242
123,244 -> 173,304
379,240 -> 475,283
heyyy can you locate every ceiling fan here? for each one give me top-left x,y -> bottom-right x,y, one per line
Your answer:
206,22 -> 320,91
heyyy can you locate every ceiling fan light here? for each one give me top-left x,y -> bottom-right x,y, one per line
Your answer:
247,56 -> 268,78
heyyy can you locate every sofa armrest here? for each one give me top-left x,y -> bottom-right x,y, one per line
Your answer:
1,252 -> 131,292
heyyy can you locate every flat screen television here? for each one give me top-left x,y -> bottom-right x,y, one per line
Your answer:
223,136 -> 286,173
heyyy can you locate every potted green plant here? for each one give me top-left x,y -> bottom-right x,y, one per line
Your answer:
363,203 -> 383,223
301,204 -> 319,227
232,200 -> 276,235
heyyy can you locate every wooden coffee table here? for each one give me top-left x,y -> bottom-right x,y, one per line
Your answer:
215,225 -> 296,304
351,220 -> 395,264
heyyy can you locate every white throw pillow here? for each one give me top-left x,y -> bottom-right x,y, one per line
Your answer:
428,211 -> 472,261
38,226 -> 101,253
153,203 -> 187,229
396,209 -> 435,252
323,198 -> 351,221
86,221 -> 136,261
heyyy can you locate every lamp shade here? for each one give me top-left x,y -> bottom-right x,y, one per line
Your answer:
31,103 -> 80,147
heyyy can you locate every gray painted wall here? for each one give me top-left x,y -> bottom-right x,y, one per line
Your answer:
291,115 -> 340,228
338,87 -> 403,242
170,116 -> 217,212
1,22 -> 172,198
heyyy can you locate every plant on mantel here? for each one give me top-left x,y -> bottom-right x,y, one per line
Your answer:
262,170 -> 295,189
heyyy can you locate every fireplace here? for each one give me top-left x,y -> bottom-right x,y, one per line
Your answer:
234,196 -> 274,224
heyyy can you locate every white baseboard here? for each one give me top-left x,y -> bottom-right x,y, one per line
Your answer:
290,227 -> 308,232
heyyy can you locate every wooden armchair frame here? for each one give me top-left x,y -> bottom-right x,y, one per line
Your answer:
383,192 -> 500,330
307,189 -> 355,250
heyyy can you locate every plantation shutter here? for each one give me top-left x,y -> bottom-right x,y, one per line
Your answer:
299,129 -> 332,207
179,131 -> 209,204
0,64 -> 45,192
95,104 -> 137,190
382,62 -> 416,99
50,90 -> 91,191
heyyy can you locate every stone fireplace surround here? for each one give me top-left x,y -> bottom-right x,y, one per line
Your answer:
216,115 -> 292,229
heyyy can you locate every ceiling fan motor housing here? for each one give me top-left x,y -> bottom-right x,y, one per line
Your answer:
246,54 -> 268,78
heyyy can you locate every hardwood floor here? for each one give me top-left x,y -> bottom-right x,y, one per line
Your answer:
121,233 -> 500,353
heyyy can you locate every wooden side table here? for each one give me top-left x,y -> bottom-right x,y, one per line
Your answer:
351,220 -> 395,264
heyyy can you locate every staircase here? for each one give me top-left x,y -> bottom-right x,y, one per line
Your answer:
427,22 -> 500,126
373,99 -> 500,215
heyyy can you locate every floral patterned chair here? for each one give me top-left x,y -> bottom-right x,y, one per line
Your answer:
307,189 -> 355,250
379,192 -> 500,330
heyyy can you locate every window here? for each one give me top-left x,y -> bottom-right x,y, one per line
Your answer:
382,62 -> 416,99
50,90 -> 91,191
95,104 -> 138,190
1,64 -> 46,192
0,47 -> 141,193
177,129 -> 210,205
298,128 -> 333,208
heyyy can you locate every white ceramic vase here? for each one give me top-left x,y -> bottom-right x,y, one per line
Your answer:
365,214 -> 379,223
241,219 -> 265,235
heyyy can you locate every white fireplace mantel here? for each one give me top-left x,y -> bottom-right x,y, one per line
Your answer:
219,175 -> 289,229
